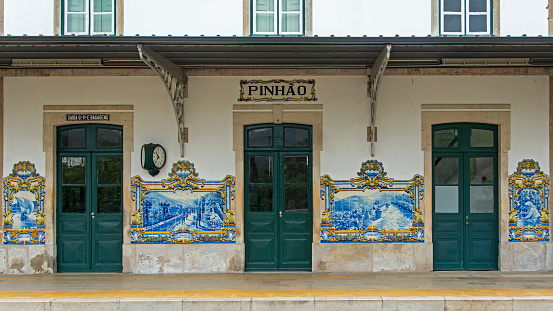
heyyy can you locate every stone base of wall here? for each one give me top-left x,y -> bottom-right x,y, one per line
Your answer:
124,243 -> 245,274
0,244 -> 54,274
500,242 -> 553,271
312,243 -> 433,272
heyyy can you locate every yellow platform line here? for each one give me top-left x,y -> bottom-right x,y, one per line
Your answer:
0,288 -> 552,299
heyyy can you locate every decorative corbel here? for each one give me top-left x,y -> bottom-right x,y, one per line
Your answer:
368,44 -> 391,157
138,44 -> 188,158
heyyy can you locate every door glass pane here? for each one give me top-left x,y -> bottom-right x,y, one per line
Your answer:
470,186 -> 494,213
434,157 -> 459,184
61,128 -> 86,149
256,0 -> 274,11
444,15 -> 462,33
248,128 -> 273,147
284,128 -> 309,147
93,0 -> 112,12
93,14 -> 113,33
285,184 -> 308,212
282,0 -> 301,11
97,128 -> 122,148
284,156 -> 307,182
67,0 -> 86,12
256,13 -> 275,33
62,157 -> 86,184
469,15 -> 487,33
67,14 -> 86,33
62,186 -> 86,213
434,129 -> 458,148
470,129 -> 494,147
97,157 -> 121,184
435,186 -> 459,213
249,156 -> 273,183
249,185 -> 273,212
443,0 -> 462,12
282,14 -> 300,33
469,0 -> 487,12
470,157 -> 494,184
97,186 -> 121,213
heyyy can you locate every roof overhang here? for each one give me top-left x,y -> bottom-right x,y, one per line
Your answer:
1,36 -> 553,69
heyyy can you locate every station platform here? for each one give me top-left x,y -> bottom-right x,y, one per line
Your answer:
0,272 -> 551,310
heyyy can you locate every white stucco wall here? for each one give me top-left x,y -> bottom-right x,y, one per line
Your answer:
500,0 -> 548,36
4,0 -> 54,35
312,0 -> 431,37
124,0 -> 243,36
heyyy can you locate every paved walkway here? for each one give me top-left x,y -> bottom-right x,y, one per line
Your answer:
0,272 -> 552,310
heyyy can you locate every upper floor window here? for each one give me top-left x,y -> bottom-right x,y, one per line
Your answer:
64,0 -> 115,35
441,0 -> 491,35
252,0 -> 304,36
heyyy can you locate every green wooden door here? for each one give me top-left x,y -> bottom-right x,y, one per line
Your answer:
245,124 -> 312,271
57,125 -> 123,272
433,123 -> 498,270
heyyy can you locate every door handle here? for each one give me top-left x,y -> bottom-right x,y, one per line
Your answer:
279,211 -> 282,218
465,222 -> 469,225
91,212 -> 95,219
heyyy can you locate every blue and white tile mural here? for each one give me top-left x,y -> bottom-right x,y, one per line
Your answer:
320,160 -> 424,243
3,161 -> 45,244
131,160 -> 236,243
509,159 -> 550,242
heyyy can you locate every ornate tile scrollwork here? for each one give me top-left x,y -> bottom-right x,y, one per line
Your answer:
321,160 -> 424,243
131,160 -> 236,244
3,161 -> 45,244
509,159 -> 550,242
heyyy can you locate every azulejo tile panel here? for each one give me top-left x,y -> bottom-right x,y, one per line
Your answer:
320,160 -> 424,243
508,159 -> 550,242
131,160 -> 236,244
2,161 -> 46,244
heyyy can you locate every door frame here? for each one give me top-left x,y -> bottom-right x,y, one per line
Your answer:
43,105 -> 134,273
421,104 -> 510,270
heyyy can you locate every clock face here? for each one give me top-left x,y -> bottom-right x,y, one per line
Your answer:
152,145 -> 166,169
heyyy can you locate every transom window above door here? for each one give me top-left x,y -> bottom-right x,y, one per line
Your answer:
64,0 -> 115,35
441,0 -> 491,36
252,0 -> 304,36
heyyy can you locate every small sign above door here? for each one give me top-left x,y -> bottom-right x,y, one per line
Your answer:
67,114 -> 110,121
239,79 -> 317,102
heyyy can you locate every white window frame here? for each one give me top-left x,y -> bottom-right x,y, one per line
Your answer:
440,0 -> 490,36
64,0 -> 115,35
252,0 -> 303,36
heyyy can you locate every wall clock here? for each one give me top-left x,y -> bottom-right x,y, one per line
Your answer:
141,143 -> 166,176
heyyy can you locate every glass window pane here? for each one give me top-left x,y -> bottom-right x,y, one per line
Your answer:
97,186 -> 121,213
470,129 -> 494,147
470,186 -> 494,213
284,156 -> 307,182
249,185 -> 273,212
469,0 -> 487,12
93,13 -> 113,33
61,128 -> 86,148
434,129 -> 458,148
93,0 -> 113,12
248,128 -> 273,147
435,186 -> 459,213
67,14 -> 86,33
284,127 -> 309,147
62,157 -> 86,184
444,15 -> 462,33
282,0 -> 301,12
249,156 -> 273,183
256,13 -> 275,33
470,157 -> 494,184
284,184 -> 308,212
434,157 -> 459,184
67,0 -> 86,12
282,14 -> 301,33
97,157 -> 121,184
443,0 -> 462,12
97,128 -> 122,148
62,186 -> 86,213
469,15 -> 488,33
256,0 -> 274,11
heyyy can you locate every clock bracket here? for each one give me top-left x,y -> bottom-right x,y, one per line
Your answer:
138,44 -> 188,158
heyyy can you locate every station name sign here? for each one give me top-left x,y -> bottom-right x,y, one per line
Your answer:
239,79 -> 317,102
67,114 -> 110,121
